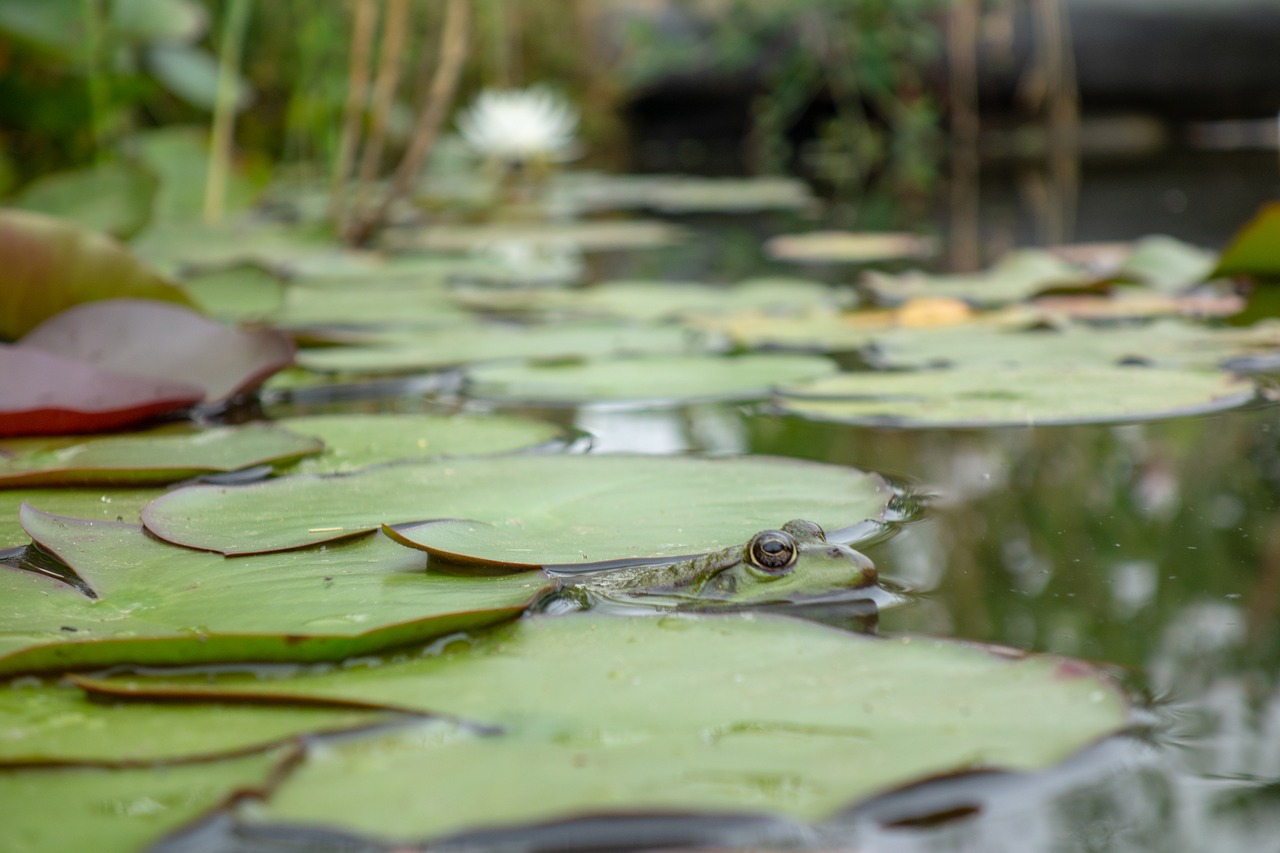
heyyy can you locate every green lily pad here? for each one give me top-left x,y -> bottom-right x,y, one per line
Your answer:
695,309 -> 882,353
0,679 -> 391,766
864,320 -> 1262,372
0,488 -> 160,548
0,209 -> 194,341
1117,235 -> 1217,291
560,174 -> 815,214
179,265 -> 286,321
270,284 -> 475,330
453,278 -> 845,322
141,455 -> 890,558
1213,201 -> 1280,280
386,220 -> 685,253
0,749 -> 288,853
766,230 -> 936,264
0,507 -> 548,676
11,162 -> 157,239
776,366 -> 1253,428
0,423 -> 322,488
277,413 -> 564,474
295,323 -> 703,375
463,353 -> 838,406
129,127 -> 262,224
82,614 -> 1128,842
863,250 -> 1092,308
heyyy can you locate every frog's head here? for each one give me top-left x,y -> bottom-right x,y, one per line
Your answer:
700,519 -> 876,605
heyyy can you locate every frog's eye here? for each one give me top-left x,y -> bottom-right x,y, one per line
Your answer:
747,530 -> 798,574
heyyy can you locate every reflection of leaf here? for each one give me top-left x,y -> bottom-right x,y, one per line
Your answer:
20,299 -> 294,403
141,455 -> 890,558
0,346 -> 202,438
12,163 -> 156,239
463,353 -> 837,406
80,615 -> 1129,844
0,749 -> 290,853
0,210 -> 193,341
0,423 -> 322,488
0,507 -> 547,676
777,366 -> 1253,428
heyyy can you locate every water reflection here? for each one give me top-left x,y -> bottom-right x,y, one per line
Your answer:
748,401 -> 1280,850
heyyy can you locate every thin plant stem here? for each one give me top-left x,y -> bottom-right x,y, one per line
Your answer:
204,0 -> 254,224
353,0 -> 410,217
329,0 -> 380,224
80,0 -> 110,160
348,0 -> 470,245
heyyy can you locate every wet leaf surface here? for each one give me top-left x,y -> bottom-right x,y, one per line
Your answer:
0,346 -> 203,438
20,298 -> 295,403
0,748 -> 290,853
277,413 -> 564,474
462,353 -> 838,406
776,366 -> 1253,427
0,507 -> 548,675
0,209 -> 193,341
78,614 -> 1129,843
141,454 -> 890,558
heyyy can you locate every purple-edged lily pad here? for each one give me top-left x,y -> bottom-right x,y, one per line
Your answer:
20,298 -> 294,402
0,346 -> 203,437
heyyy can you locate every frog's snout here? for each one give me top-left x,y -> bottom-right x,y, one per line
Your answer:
833,544 -> 877,586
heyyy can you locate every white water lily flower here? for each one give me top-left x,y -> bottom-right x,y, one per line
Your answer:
456,86 -> 580,162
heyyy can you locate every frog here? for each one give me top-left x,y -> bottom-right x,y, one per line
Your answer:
560,519 -> 876,606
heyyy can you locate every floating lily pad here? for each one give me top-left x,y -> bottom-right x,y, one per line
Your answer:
270,284 -> 475,330
0,488 -> 160,547
0,749 -> 288,853
20,298 -> 295,402
141,455 -> 890,558
560,174 -> 814,214
0,209 -> 193,341
776,366 -> 1253,427
0,680 -> 391,765
130,126 -> 261,223
11,162 -> 157,239
81,614 -> 1128,843
454,278 -> 844,322
463,353 -> 838,407
1117,235 -> 1217,291
386,220 -> 685,253
864,320 -> 1262,372
296,323 -> 702,375
0,423 -> 322,488
767,230 -> 936,264
692,309 -> 883,353
863,250 -> 1092,308
0,507 -> 548,676
277,413 -> 564,474
179,264 -> 287,321
1213,201 -> 1280,280
0,346 -> 203,438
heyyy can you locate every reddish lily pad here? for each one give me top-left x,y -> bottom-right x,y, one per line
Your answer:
20,298 -> 294,402
0,346 -> 203,437
0,209 -> 194,341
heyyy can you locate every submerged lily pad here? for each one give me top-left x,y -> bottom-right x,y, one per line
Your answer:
0,680 -> 391,765
81,614 -> 1128,843
0,346 -> 203,438
20,299 -> 295,403
141,455 -> 890,558
463,354 -> 838,406
0,209 -> 193,341
776,366 -> 1253,427
0,423 -> 322,487
0,507 -> 548,675
0,749 -> 288,853
295,323 -> 702,375
277,413 -> 564,474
